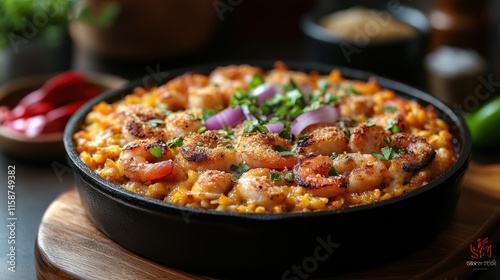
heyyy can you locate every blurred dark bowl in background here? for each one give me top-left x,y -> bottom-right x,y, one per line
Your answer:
301,3 -> 430,85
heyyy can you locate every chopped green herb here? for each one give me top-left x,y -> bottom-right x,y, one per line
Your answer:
330,152 -> 339,160
382,106 -> 397,113
202,108 -> 216,122
344,155 -> 351,164
217,126 -> 235,139
284,78 -> 299,92
275,145 -> 296,156
148,119 -> 164,127
383,132 -> 391,144
149,146 -> 163,159
328,166 -> 338,176
249,74 -> 265,90
156,104 -> 173,116
243,121 -> 269,134
230,163 -> 250,179
225,143 -> 234,149
298,134 -> 309,141
196,142 -> 204,147
366,122 -> 376,127
345,83 -> 361,95
270,172 -> 282,182
197,127 -> 207,134
318,79 -> 329,93
167,137 -> 184,148
284,172 -> 295,182
384,118 -> 401,133
370,146 -> 404,161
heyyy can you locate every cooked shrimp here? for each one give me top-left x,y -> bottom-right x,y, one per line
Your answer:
297,126 -> 348,156
209,64 -> 263,85
190,170 -> 233,199
121,105 -> 166,142
332,153 -> 388,193
238,132 -> 297,169
389,133 -> 436,176
265,61 -> 314,91
339,95 -> 374,119
188,85 -> 229,110
164,109 -> 203,139
293,155 -> 347,197
348,124 -> 387,154
232,168 -> 287,209
116,139 -> 174,182
157,73 -> 209,111
181,131 -> 238,172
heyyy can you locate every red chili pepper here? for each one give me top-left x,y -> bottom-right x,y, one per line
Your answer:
4,72 -> 100,121
5,100 -> 87,137
1,71 -> 102,136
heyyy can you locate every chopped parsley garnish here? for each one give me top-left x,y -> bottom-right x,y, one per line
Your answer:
275,145 -> 295,156
382,105 -> 397,113
328,166 -> 338,176
196,142 -> 203,147
217,126 -> 235,139
370,146 -> 406,161
330,152 -> 339,160
197,127 -> 207,134
249,74 -> 265,90
167,137 -> 184,148
230,163 -> 250,179
149,146 -> 163,159
148,119 -> 164,127
385,118 -> 401,133
344,83 -> 361,95
243,120 -> 269,134
284,172 -> 295,182
225,143 -> 234,149
156,104 -> 173,117
270,172 -> 282,182
202,108 -> 216,122
366,121 -> 376,127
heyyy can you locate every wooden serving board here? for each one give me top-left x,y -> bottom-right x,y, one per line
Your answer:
35,162 -> 500,280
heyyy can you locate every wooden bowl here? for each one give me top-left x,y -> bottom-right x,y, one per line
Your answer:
0,72 -> 126,160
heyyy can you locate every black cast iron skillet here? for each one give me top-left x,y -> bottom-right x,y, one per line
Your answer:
64,61 -> 471,279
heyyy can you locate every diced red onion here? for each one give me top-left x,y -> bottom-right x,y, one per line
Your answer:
252,84 -> 281,104
205,83 -> 280,130
291,106 -> 340,136
265,122 -> 285,134
204,106 -> 245,130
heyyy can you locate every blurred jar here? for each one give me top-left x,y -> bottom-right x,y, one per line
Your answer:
429,0 -> 489,56
425,47 -> 486,108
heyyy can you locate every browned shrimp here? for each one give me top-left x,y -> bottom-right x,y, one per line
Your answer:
157,73 -> 209,111
332,153 -> 388,193
190,170 -> 233,200
293,155 -> 347,197
181,131 -> 238,172
348,124 -> 387,154
390,133 -> 436,173
121,105 -> 166,142
296,126 -> 349,156
116,139 -> 174,182
238,132 -> 297,169
232,168 -> 287,209
164,109 -> 203,139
